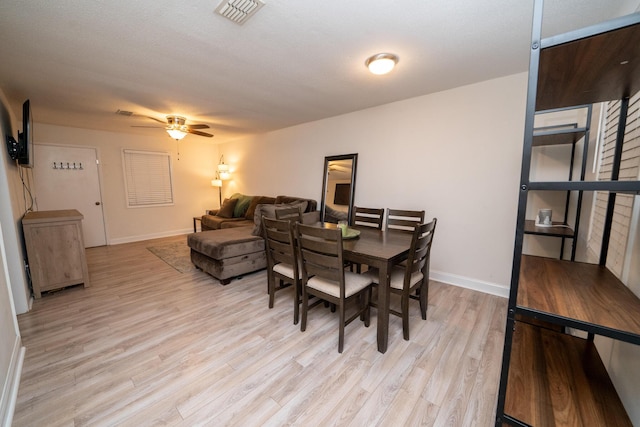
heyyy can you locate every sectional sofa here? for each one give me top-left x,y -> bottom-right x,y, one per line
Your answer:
188,194 -> 318,284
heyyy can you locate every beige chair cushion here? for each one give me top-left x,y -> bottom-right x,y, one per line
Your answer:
307,271 -> 371,298
273,262 -> 295,280
362,266 -> 423,290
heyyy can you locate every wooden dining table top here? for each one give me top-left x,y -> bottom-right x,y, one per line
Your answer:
313,222 -> 412,260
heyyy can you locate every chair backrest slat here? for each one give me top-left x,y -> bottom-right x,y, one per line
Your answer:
386,209 -> 425,233
296,224 -> 345,292
275,206 -> 303,223
351,206 -> 384,230
263,217 -> 298,276
404,218 -> 437,289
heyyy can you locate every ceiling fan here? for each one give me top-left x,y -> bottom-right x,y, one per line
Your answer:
131,115 -> 214,140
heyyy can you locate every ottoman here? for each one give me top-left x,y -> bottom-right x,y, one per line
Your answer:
187,226 -> 266,285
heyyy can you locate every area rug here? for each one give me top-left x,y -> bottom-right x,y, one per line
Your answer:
147,242 -> 196,273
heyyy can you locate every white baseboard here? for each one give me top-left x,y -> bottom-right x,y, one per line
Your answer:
430,270 -> 509,298
1,337 -> 25,427
108,228 -> 193,245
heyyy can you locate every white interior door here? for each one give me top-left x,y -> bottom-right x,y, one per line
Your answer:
32,144 -> 107,247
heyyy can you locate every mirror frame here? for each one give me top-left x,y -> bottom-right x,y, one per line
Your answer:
320,153 -> 358,223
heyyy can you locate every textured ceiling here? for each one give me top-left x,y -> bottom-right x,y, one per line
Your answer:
0,0 -> 638,143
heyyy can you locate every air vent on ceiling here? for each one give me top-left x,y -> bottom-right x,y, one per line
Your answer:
215,0 -> 265,25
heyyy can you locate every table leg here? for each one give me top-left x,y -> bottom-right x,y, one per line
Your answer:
377,262 -> 391,353
193,217 -> 197,233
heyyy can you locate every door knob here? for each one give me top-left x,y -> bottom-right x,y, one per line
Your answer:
95,202 -> 101,206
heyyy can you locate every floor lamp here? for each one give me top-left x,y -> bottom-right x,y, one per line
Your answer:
211,175 -> 223,206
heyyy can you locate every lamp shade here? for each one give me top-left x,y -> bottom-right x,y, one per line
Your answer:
217,155 -> 231,180
211,179 -> 222,187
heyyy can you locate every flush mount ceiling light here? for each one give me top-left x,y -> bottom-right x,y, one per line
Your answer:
365,53 -> 399,75
165,116 -> 188,140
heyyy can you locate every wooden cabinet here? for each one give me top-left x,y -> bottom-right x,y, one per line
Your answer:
495,2 -> 640,425
22,209 -> 90,298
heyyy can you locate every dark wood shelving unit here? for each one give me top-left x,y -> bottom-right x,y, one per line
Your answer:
523,220 -> 573,238
532,126 -> 585,147
504,322 -> 632,427
517,255 -> 640,344
496,2 -> 640,425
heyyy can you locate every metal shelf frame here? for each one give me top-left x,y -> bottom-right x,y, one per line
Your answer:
495,1 -> 640,425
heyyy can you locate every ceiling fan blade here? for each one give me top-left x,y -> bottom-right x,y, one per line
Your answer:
187,124 -> 210,129
131,125 -> 163,128
187,129 -> 214,138
145,116 -> 167,124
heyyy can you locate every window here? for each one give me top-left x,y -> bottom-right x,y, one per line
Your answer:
122,150 -> 174,208
587,93 -> 640,277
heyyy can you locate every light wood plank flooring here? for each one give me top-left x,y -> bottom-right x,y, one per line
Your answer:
13,234 -> 507,426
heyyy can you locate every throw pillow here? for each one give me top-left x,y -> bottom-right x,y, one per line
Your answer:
230,194 -> 253,218
217,198 -> 238,218
251,201 -> 308,236
245,196 -> 277,220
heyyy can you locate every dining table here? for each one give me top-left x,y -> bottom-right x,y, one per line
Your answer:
315,222 -> 413,353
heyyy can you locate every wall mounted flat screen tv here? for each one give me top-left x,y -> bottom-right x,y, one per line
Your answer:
5,99 -> 33,168
333,183 -> 351,206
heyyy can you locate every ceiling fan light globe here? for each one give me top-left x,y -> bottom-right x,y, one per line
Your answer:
167,128 -> 187,140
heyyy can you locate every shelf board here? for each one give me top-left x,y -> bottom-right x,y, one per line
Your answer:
536,15 -> 640,110
528,180 -> 640,194
524,220 -> 574,238
516,255 -> 640,344
504,321 -> 632,426
532,127 -> 587,146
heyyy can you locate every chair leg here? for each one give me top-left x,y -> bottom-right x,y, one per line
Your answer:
419,282 -> 428,320
301,287 -> 308,332
293,282 -> 300,325
338,302 -> 345,353
401,293 -> 410,341
268,275 -> 275,309
364,287 -> 371,327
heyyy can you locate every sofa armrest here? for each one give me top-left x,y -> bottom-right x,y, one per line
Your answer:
206,209 -> 220,216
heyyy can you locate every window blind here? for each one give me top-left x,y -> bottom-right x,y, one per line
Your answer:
122,149 -> 174,208
587,92 -> 640,277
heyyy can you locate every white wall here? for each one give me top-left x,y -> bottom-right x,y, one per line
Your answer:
33,124 -> 220,244
0,90 -> 26,425
219,73 -> 528,295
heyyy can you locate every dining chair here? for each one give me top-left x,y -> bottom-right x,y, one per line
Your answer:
349,206 -> 385,273
386,208 -> 425,233
366,218 -> 437,340
263,216 -> 302,324
296,223 -> 374,353
351,206 -> 384,229
275,206 -> 303,223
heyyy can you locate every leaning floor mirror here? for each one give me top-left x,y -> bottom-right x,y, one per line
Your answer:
320,153 -> 358,223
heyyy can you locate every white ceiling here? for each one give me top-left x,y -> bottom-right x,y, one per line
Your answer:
1,0 -> 638,143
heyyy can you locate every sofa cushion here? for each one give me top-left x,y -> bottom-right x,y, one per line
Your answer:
187,226 -> 264,260
218,198 -> 238,218
252,201 -> 308,236
220,219 -> 254,229
275,196 -> 317,212
231,193 -> 254,218
245,196 -> 277,220
201,215 -> 246,230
